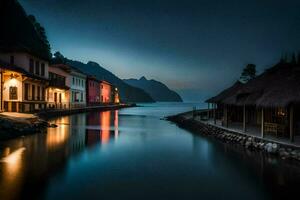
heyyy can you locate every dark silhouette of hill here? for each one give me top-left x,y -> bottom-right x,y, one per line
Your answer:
124,76 -> 183,102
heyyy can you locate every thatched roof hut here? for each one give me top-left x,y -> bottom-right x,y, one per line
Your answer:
220,62 -> 300,108
206,81 -> 243,103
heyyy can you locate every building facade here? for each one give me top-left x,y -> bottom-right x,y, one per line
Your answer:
0,53 -> 49,112
70,68 -> 87,108
100,80 -> 112,103
86,76 -> 100,105
47,65 -> 70,109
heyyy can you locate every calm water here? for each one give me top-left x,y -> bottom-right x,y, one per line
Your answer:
0,102 -> 300,200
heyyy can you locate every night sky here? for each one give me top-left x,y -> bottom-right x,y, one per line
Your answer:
19,0 -> 300,101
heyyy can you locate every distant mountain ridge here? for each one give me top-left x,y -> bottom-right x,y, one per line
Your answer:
66,60 -> 155,103
123,77 -> 183,102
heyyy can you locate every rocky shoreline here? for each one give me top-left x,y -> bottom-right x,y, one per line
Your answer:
167,114 -> 300,162
0,114 -> 51,140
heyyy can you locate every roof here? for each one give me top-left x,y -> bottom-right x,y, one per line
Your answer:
0,59 -> 49,81
50,64 -> 72,72
100,80 -> 114,86
87,75 -> 100,82
50,64 -> 87,77
0,0 -> 51,60
206,81 -> 243,103
213,62 -> 300,108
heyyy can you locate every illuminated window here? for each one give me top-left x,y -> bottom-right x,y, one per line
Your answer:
9,86 -> 18,100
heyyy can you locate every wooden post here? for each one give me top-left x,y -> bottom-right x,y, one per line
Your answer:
224,105 -> 228,128
213,103 -> 216,124
243,104 -> 246,132
207,103 -> 210,119
290,105 -> 294,142
261,108 -> 264,138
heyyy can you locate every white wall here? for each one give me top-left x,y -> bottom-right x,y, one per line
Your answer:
0,53 -> 49,79
70,71 -> 86,104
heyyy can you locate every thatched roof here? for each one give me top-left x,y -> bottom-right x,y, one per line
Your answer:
221,62 -> 300,108
206,81 -> 243,103
0,0 -> 51,60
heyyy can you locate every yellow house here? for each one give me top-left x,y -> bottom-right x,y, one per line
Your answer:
0,54 -> 49,113
46,65 -> 71,109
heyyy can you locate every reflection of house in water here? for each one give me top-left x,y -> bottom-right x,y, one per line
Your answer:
85,111 -> 119,146
0,114 -> 87,199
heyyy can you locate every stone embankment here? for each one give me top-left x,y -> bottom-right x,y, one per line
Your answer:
167,114 -> 300,162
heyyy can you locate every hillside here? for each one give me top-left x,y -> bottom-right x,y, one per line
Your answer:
67,60 -> 155,103
0,0 -> 51,60
123,77 -> 183,102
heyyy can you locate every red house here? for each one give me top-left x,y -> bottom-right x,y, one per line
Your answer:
100,80 -> 112,103
86,76 -> 100,105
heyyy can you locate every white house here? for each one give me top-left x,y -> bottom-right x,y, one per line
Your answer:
69,66 -> 87,108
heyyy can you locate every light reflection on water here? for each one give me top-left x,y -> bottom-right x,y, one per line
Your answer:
0,103 -> 299,200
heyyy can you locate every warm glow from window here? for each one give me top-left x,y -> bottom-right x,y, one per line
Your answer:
100,111 -> 110,144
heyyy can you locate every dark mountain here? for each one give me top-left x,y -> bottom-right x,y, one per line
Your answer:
123,77 -> 183,102
66,60 -> 155,103
0,0 -> 51,60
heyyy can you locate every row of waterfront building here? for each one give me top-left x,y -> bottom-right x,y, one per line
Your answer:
0,0 -> 120,113
0,52 -> 120,113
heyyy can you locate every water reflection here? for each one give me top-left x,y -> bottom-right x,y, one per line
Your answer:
47,116 -> 70,148
0,105 -> 300,200
0,110 -> 118,200
85,111 -> 119,146
0,147 -> 25,200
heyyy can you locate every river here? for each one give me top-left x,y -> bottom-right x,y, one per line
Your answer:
0,103 -> 300,200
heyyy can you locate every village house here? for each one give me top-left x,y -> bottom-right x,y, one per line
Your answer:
86,76 -> 100,106
100,80 -> 112,103
0,0 -> 51,113
0,53 -> 49,113
69,66 -> 87,108
206,59 -> 300,144
47,64 -> 70,109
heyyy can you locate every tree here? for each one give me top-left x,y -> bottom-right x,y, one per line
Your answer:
240,64 -> 256,83
28,14 -> 51,54
51,51 -> 67,64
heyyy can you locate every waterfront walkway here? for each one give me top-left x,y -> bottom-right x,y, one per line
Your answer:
181,111 -> 300,148
37,103 -> 134,119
